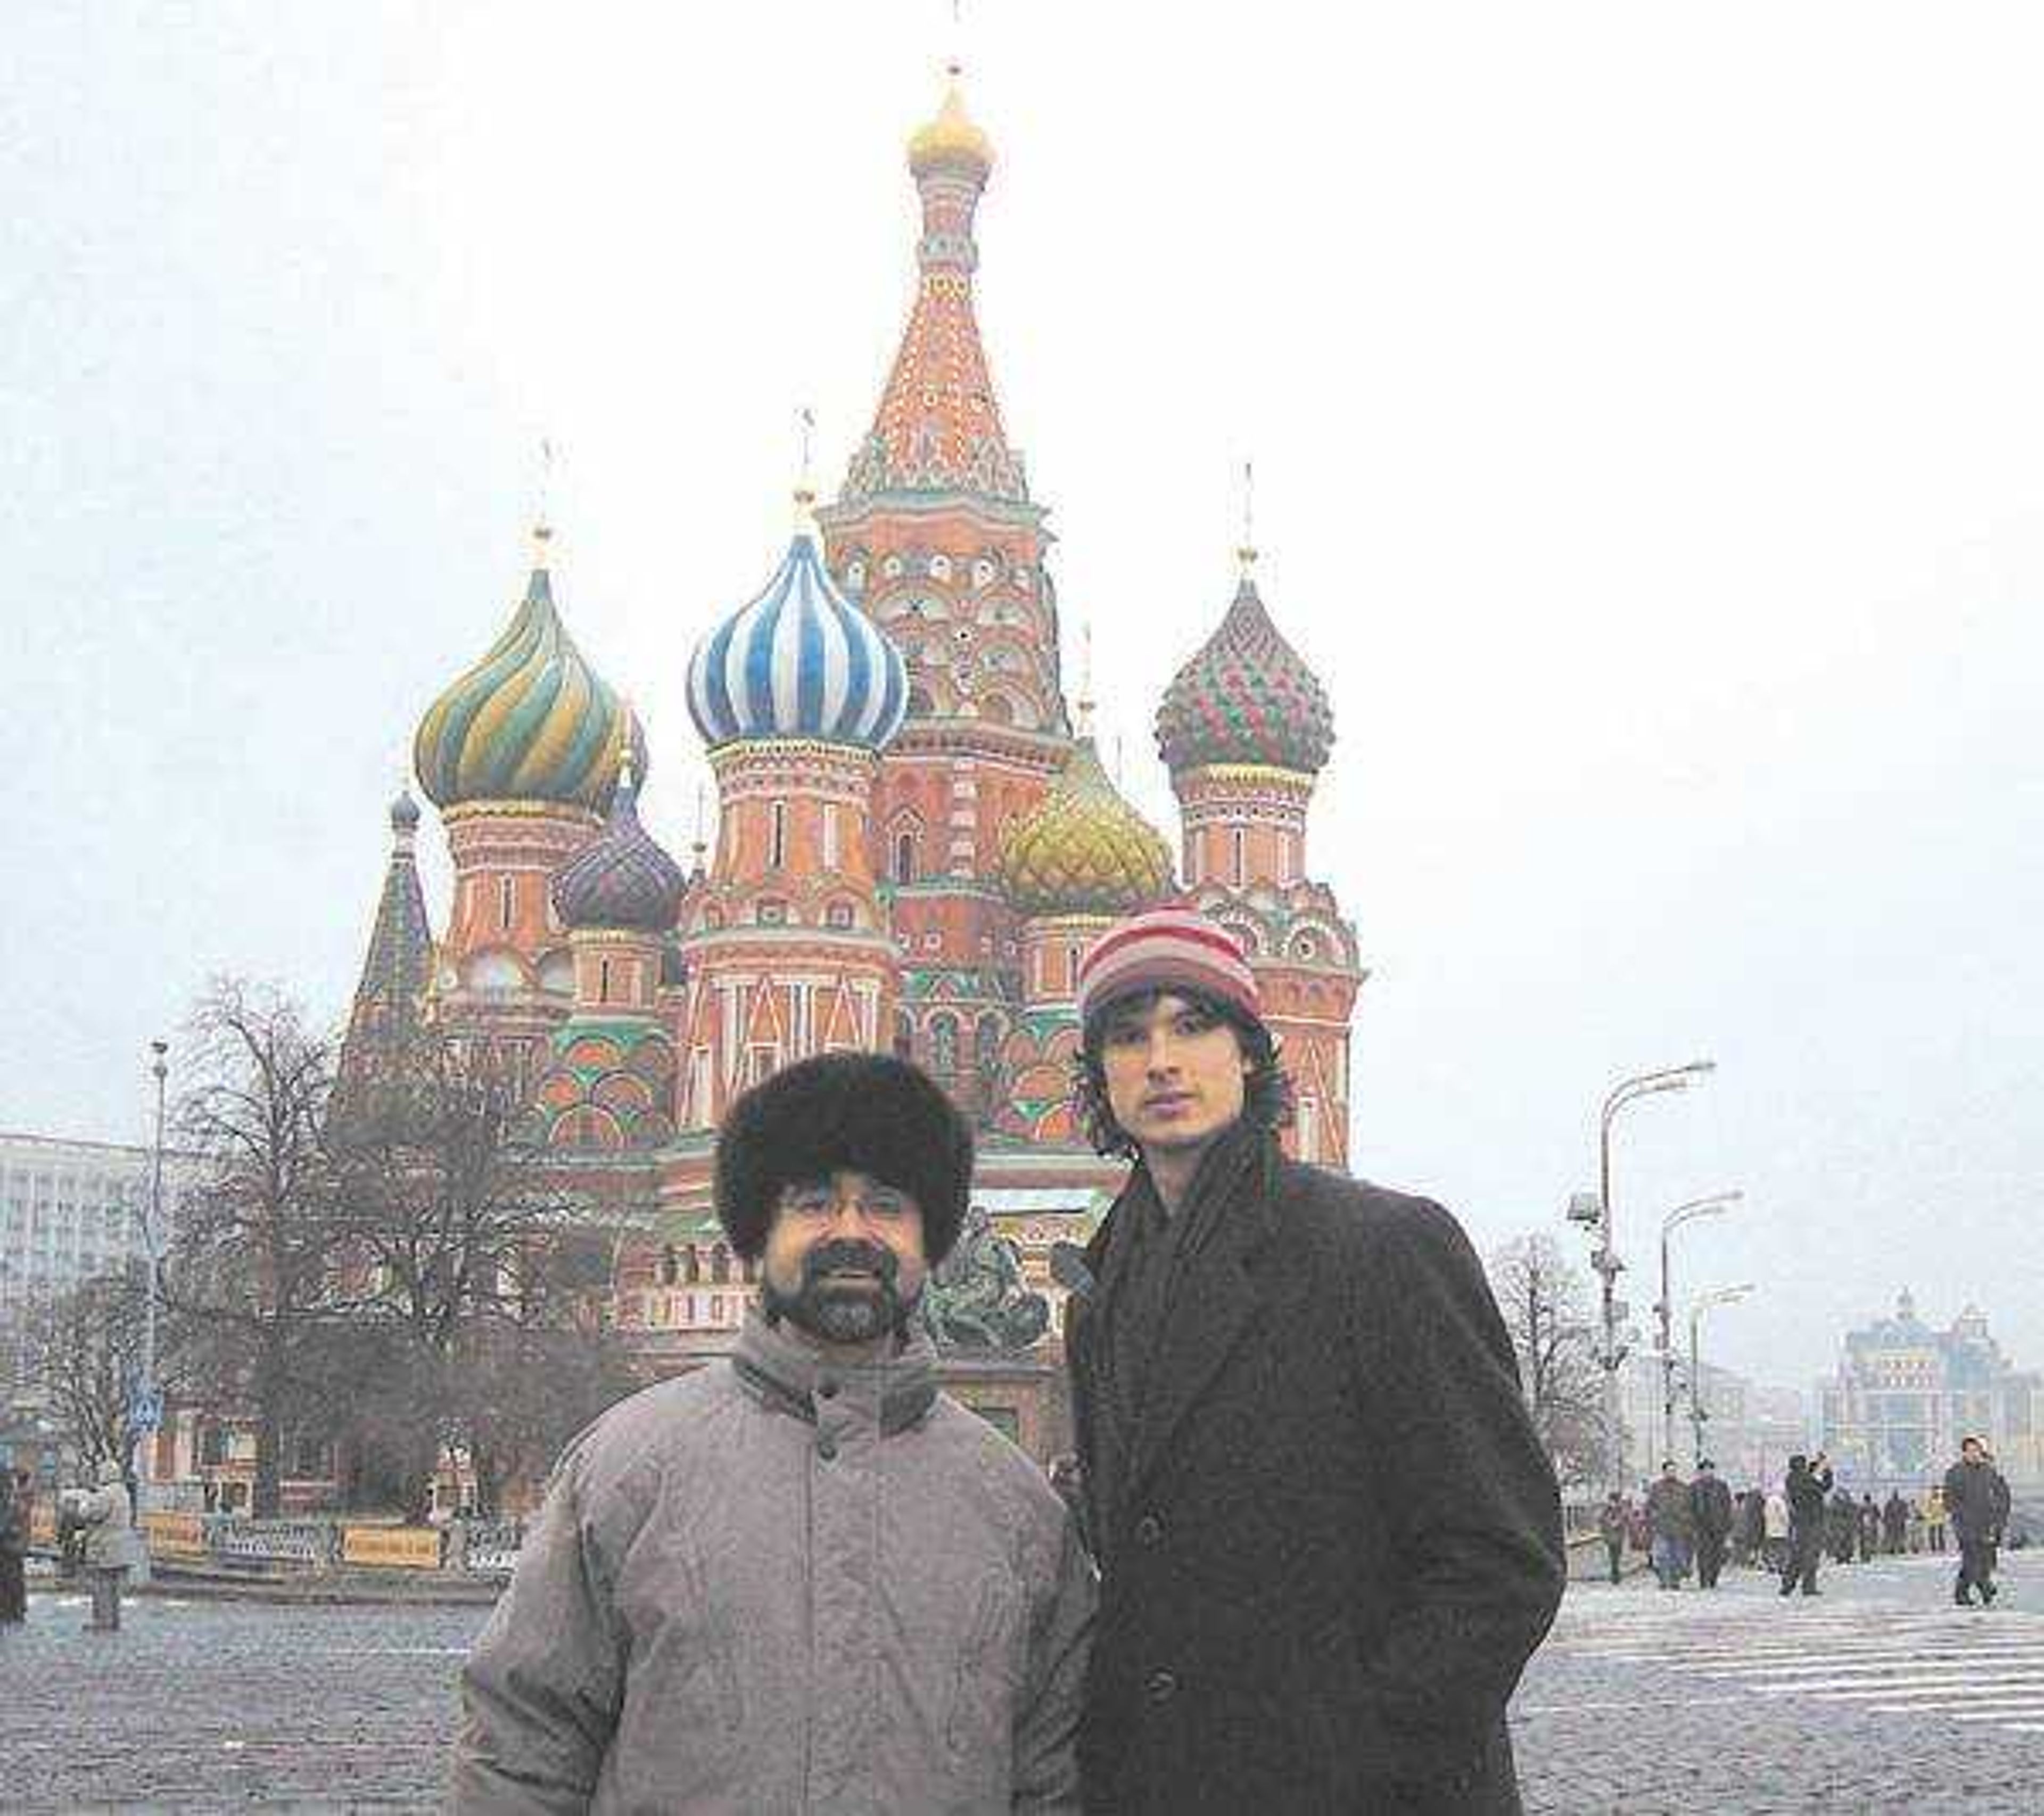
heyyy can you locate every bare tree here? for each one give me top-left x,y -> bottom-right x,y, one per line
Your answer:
1490,1233 -> 1609,1490
21,1268 -> 194,1490
162,978 -> 349,1517
327,1037 -> 639,1519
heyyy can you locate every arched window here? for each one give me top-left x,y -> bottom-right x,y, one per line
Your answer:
657,1244 -> 680,1286
893,1010 -> 915,1060
769,800 -> 787,870
711,1244 -> 731,1285
895,832 -> 918,884
685,1246 -> 703,1284
1231,827 -> 1246,888
930,1014 -> 959,1074
598,957 -> 612,1004
499,874 -> 517,931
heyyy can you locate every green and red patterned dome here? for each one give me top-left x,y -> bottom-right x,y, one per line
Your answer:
414,526 -> 645,812
1155,557 -> 1333,776
996,737 -> 1174,918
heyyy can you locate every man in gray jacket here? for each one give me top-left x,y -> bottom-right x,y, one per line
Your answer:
451,1053 -> 1095,1813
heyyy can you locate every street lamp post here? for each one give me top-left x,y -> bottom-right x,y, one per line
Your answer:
1584,1061 -> 1716,1494
1656,1192 -> 1743,1469
131,1040 -> 169,1506
1688,1284 -> 1755,1466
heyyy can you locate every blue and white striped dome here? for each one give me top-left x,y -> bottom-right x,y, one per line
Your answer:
686,529 -> 908,751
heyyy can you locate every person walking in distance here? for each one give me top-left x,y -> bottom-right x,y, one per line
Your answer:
1689,1460 -> 1734,1590
0,1468 -> 29,1628
1646,1461 -> 1695,1590
1857,1493 -> 1882,1564
1926,1485 -> 1950,1554
1780,1453 -> 1834,1598
1945,1436 -> 2013,1607
1762,1484 -> 1791,1572
1882,1489 -> 1910,1557
1062,906 -> 1564,1813
1597,1491 -> 1628,1586
452,1053 -> 1095,1812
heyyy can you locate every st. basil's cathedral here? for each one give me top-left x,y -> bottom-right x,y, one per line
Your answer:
344,69 -> 1364,1440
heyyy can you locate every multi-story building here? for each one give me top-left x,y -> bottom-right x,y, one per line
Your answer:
0,1132 -> 190,1355
1613,1348 -> 1806,1491
339,63 -> 1366,1444
1818,1291 -> 2044,1491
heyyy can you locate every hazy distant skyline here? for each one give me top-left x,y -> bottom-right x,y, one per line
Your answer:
5,3 -> 2039,1389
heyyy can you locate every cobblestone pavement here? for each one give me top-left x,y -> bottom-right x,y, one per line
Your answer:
1515,1551 -> 2044,1814
6,1555 -> 2042,1810
0,1587 -> 489,1811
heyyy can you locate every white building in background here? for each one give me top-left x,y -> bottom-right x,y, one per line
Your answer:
0,1130 -> 195,1392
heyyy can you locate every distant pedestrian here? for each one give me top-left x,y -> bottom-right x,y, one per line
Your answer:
1763,1486 -> 1791,1572
1690,1461 -> 1734,1589
1780,1453 -> 1834,1597
1907,1500 -> 1926,1554
1858,1494 -> 1882,1563
77,1459 -> 137,1632
1647,1461 -> 1695,1589
1598,1491 -> 1629,1585
1926,1486 -> 1950,1554
1628,1494 -> 1652,1559
1945,1436 -> 2013,1608
0,1468 -> 29,1627
1827,1488 -> 1858,1565
1883,1490 -> 1910,1556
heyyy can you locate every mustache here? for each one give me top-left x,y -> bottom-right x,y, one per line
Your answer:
802,1239 -> 899,1287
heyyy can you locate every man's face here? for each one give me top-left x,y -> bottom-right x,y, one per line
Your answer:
1964,1440 -> 1985,1465
1098,991 -> 1252,1160
761,1168 -> 928,1347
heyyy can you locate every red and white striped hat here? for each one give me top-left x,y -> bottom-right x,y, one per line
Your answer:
1075,905 -> 1260,1029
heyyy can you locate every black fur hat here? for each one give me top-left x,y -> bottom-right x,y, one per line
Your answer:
714,1052 -> 975,1263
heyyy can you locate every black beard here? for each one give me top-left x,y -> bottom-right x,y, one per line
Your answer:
763,1238 -> 917,1345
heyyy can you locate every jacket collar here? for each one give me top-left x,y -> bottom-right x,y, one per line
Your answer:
731,1305 -> 939,1436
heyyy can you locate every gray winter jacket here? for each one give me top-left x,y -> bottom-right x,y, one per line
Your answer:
451,1309 -> 1095,1814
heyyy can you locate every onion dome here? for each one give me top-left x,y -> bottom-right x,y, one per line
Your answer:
1155,552 -> 1334,775
996,738 -> 1174,918
686,500 -> 908,751
414,526 -> 646,811
909,63 -> 993,178
550,763 -> 685,933
390,787 -> 421,834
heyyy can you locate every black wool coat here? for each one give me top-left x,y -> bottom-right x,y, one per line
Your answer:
1066,1130 -> 1565,1815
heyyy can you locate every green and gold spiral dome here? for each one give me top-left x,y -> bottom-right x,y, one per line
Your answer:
996,737 -> 1174,918
414,527 -> 646,813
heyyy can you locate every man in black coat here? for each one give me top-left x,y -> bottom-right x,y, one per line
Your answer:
1689,1460 -> 1735,1589
1062,906 -> 1565,1814
1945,1436 -> 2013,1606
1779,1453 -> 1834,1597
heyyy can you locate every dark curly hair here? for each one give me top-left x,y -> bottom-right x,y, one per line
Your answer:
1070,985 -> 1293,1160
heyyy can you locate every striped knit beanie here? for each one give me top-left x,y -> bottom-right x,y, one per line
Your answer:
1075,905 -> 1261,1031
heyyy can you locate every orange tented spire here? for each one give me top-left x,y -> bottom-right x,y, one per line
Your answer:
840,65 -> 1027,504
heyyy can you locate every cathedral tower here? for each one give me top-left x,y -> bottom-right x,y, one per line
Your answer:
815,67 -> 1073,1116
412,524 -> 645,1101
1156,547 -> 1365,1165
679,494 -> 909,1128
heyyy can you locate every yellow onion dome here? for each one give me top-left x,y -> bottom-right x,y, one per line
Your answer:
908,65 -> 993,178
996,737 -> 1174,918
413,527 -> 646,812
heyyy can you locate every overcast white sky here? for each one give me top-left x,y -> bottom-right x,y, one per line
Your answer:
4,3 -> 2039,1390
